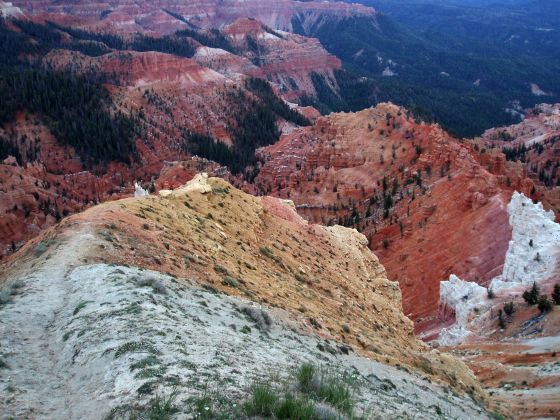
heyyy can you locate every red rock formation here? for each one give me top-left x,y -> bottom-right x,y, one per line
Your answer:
482,103 -> 560,217
223,18 -> 342,100
0,112 -> 229,258
11,0 -> 377,34
44,49 -> 225,87
0,16 -> 327,257
36,13 -> 341,102
255,103 -> 545,333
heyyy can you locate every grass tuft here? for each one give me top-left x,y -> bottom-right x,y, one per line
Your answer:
134,366 -> 167,379
243,363 -> 353,419
73,300 -> 89,316
114,341 -> 159,358
274,393 -> 315,420
297,363 -> 316,393
297,363 -> 354,415
130,355 -> 159,371
244,384 -> 278,416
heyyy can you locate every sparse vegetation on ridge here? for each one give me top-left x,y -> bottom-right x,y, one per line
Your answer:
0,177 -> 493,419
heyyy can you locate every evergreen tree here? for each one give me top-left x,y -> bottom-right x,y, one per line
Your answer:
552,284 -> 560,305
522,282 -> 540,306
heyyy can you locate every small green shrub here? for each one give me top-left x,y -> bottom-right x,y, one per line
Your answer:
73,300 -> 89,315
214,265 -> 229,275
245,384 -> 278,416
114,341 -> 159,358
490,411 -> 507,420
222,276 -> 240,288
144,391 -> 178,419
523,282 -> 540,305
538,296 -> 553,314
260,246 -> 283,264
136,277 -> 167,294
317,376 -> 353,414
296,363 -> 353,415
134,366 -> 167,379
273,394 -> 315,419
191,395 -> 215,419
503,302 -> 515,316
498,309 -> 506,329
34,241 -> 48,256
130,355 -> 159,371
240,306 -> 272,331
552,284 -> 560,305
137,381 -> 157,395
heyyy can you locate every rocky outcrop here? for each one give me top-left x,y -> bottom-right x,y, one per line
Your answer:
498,192 -> 560,287
0,1 -> 23,17
255,103 -> 543,333
437,192 -> 560,419
440,192 -> 560,344
193,45 -> 255,78
483,104 -> 560,149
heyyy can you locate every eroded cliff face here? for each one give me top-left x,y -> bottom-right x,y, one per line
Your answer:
223,18 -> 342,101
482,104 -> 560,215
44,49 -> 226,87
1,13 -> 333,257
39,17 -> 341,100
10,0 -> 377,34
255,103 -> 543,333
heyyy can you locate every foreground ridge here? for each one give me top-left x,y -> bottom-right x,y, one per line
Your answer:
0,175 -> 491,418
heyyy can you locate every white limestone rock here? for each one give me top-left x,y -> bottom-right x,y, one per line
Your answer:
134,182 -> 149,198
174,172 -> 212,194
493,191 -> 560,289
438,192 -> 560,345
